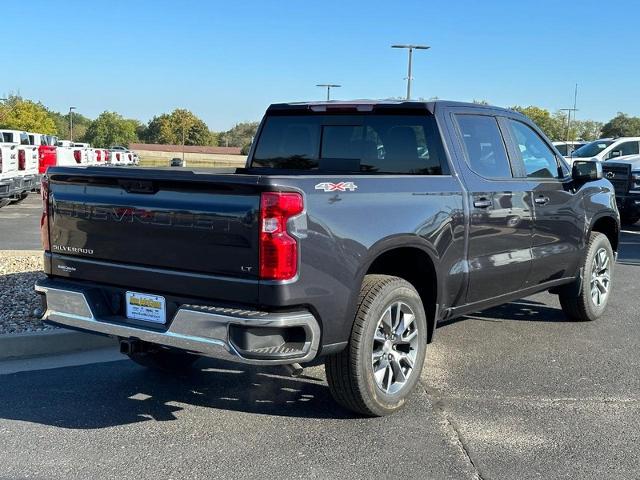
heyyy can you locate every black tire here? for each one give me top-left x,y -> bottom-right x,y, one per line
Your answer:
325,275 -> 428,416
127,347 -> 199,372
559,232 -> 614,322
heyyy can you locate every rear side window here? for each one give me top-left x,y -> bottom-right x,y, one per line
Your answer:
455,114 -> 512,178
251,114 -> 448,175
20,133 -> 30,145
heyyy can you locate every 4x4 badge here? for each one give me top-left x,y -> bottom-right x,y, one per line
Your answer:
315,182 -> 358,192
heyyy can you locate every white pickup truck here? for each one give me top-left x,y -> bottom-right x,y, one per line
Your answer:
110,145 -> 139,166
0,129 -> 38,198
0,136 -> 19,207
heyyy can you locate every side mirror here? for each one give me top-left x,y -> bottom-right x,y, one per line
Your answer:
572,160 -> 603,183
609,150 -> 622,159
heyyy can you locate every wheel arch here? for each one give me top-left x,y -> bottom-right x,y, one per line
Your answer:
355,236 -> 441,343
589,214 -> 620,252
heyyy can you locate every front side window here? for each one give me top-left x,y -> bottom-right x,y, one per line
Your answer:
251,114 -> 447,175
606,141 -> 639,159
455,114 -> 512,178
506,120 -> 559,179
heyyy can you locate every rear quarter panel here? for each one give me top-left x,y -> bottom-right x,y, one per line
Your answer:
258,175 -> 466,346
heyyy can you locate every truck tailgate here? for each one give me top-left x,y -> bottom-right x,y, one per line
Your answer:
46,168 -> 261,293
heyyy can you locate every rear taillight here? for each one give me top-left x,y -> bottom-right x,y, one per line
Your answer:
0,149 -> 3,171
40,178 -> 50,251
128,153 -> 132,161
73,150 -> 82,163
18,150 -> 26,170
96,150 -> 102,162
116,152 -> 121,161
259,192 -> 304,280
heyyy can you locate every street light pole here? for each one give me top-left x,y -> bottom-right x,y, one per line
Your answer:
316,84 -> 341,101
69,106 -> 76,142
391,44 -> 430,100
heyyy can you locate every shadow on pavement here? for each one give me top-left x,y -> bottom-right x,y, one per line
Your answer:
618,224 -> 640,265
0,358 -> 357,429
438,298 -> 568,329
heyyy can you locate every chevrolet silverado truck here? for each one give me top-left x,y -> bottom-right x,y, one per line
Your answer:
603,155 -> 640,225
36,100 -> 620,416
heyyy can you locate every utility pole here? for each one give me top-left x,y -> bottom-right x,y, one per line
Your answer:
316,84 -> 341,101
391,44 -> 430,100
69,106 -> 76,141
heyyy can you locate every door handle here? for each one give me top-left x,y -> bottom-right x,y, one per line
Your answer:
473,198 -> 492,209
534,196 -> 550,205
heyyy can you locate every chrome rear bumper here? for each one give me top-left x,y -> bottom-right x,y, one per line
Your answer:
35,279 -> 320,365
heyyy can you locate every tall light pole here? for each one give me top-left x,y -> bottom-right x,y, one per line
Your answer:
391,44 -> 430,100
69,106 -> 76,142
316,84 -> 341,101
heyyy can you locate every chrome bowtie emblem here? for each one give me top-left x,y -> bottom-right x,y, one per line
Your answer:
606,172 -> 615,179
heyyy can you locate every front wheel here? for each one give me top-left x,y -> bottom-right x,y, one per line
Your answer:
325,275 -> 428,416
559,232 -> 614,321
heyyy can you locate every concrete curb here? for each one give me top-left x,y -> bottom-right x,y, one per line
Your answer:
0,329 -> 117,361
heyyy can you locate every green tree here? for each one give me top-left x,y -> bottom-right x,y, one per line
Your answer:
83,111 -> 139,147
572,120 -> 603,141
141,109 -> 213,146
219,121 -> 259,152
49,110 -> 92,141
511,105 -> 565,140
0,95 -> 57,134
601,113 -> 640,138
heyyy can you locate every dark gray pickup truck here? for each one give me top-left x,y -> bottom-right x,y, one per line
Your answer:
36,100 -> 620,416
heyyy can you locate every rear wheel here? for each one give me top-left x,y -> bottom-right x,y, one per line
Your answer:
325,275 -> 428,416
127,346 -> 199,373
559,232 -> 614,322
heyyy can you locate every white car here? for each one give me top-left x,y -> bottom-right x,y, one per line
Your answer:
570,137 -> 640,163
0,129 -> 38,196
110,145 -> 139,165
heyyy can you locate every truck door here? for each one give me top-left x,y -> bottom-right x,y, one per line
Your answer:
502,118 -> 584,286
450,112 -> 534,304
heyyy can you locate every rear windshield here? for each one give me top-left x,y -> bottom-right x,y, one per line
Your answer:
250,114 -> 448,175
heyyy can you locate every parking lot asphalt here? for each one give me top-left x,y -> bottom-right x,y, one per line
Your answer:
1,197 -> 639,479
0,194 -> 42,250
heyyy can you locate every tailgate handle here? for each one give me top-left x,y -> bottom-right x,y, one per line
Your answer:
118,179 -> 157,194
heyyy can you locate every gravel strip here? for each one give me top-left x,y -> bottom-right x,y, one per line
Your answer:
0,251 -> 51,334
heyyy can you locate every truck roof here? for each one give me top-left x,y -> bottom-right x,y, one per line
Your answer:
266,99 -> 519,116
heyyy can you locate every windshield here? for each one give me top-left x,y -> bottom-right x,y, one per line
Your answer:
251,114 -> 448,175
572,140 -> 613,158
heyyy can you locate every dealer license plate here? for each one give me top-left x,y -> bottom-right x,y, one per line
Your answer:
125,291 -> 166,324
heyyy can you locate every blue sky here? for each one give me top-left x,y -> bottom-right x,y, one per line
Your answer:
2,0 -> 638,130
